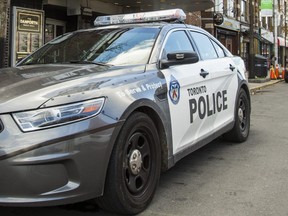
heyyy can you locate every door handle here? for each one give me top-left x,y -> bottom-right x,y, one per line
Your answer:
200,69 -> 209,78
229,64 -> 236,71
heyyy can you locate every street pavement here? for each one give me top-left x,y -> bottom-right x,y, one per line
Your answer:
246,67 -> 285,94
249,79 -> 283,94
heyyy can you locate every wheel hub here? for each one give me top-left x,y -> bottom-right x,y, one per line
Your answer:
129,149 -> 142,175
238,107 -> 244,122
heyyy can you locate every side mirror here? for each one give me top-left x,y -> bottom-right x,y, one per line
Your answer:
159,51 -> 199,69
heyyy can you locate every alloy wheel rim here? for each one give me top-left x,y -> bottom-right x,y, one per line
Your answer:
238,97 -> 247,131
124,132 -> 151,195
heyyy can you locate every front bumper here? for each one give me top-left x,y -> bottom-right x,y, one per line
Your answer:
0,113 -> 120,206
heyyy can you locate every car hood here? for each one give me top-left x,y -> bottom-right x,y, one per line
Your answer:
0,64 -> 145,113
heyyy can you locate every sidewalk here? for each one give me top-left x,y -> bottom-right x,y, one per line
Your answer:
249,78 -> 283,94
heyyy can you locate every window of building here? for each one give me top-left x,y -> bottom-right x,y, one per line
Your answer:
241,0 -> 247,21
227,0 -> 235,17
215,0 -> 224,13
215,0 -> 236,18
45,19 -> 66,43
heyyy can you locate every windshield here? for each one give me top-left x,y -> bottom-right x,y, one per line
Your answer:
19,27 -> 160,66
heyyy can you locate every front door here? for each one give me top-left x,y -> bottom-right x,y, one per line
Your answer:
160,30 -> 214,154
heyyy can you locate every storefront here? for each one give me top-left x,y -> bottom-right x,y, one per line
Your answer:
1,0 -> 215,68
259,28 -> 273,67
277,37 -> 288,68
238,25 -> 272,72
4,0 -> 122,66
215,17 -> 240,56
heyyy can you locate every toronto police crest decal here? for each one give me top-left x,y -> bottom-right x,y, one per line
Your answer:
169,79 -> 180,104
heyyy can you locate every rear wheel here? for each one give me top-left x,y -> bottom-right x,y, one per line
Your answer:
223,88 -> 250,142
285,73 -> 288,83
97,112 -> 161,215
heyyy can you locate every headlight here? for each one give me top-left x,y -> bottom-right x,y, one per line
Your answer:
12,98 -> 105,132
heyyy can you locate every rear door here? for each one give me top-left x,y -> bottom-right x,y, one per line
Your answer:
188,31 -> 238,133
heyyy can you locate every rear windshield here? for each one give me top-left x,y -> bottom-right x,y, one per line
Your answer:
19,27 -> 160,66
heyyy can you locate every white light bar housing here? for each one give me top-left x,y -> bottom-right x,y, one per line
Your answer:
94,9 -> 186,26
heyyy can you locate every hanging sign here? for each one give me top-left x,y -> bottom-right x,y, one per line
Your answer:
261,0 -> 273,17
213,13 -> 224,25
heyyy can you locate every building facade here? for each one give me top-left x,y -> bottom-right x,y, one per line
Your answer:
0,0 -> 124,67
0,0 -> 287,76
201,0 -> 268,77
0,0 -> 214,68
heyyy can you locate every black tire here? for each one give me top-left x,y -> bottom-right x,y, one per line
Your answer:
97,112 -> 161,215
285,74 -> 288,83
223,88 -> 250,142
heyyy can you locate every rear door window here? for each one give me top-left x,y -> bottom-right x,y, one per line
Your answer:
189,31 -> 218,60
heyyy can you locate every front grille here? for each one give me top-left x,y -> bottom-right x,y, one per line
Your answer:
0,119 -> 3,133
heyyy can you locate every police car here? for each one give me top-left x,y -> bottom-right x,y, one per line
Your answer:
0,9 -> 250,214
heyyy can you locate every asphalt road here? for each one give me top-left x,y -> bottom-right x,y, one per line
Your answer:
1,81 -> 288,216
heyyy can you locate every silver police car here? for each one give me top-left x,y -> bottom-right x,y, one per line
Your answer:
0,9 -> 250,214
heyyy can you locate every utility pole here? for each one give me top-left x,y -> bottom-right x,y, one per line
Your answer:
285,0 -> 287,70
273,0 -> 278,66
0,1 -> 7,68
249,0 -> 255,78
0,0 -> 10,68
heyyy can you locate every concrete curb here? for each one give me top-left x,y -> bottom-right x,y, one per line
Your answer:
249,79 -> 283,95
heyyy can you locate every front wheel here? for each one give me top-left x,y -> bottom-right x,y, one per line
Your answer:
223,88 -> 250,142
97,112 -> 161,215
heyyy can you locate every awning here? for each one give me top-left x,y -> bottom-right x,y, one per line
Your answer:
216,17 -> 240,32
261,29 -> 274,44
278,37 -> 288,47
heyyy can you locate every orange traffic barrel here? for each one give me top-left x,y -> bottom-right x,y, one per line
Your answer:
275,65 -> 279,79
270,66 -> 277,80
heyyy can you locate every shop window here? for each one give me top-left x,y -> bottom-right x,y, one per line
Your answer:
226,38 -> 233,53
45,19 -> 66,43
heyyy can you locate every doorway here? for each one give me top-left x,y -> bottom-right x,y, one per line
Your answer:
45,18 -> 66,43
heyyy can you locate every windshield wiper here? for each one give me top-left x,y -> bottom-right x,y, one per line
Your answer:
69,60 -> 111,66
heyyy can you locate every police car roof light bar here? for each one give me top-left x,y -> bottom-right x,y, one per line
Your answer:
94,9 -> 186,26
